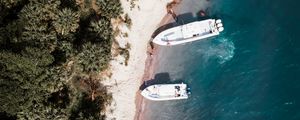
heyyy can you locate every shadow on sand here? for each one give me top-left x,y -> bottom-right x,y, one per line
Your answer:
139,72 -> 185,91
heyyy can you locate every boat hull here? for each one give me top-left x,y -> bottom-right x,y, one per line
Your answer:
141,83 -> 189,101
152,19 -> 223,46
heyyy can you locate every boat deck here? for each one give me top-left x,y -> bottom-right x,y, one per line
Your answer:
153,19 -> 223,46
162,20 -> 215,41
141,84 -> 188,101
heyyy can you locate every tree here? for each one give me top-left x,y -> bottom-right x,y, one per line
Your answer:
2,20 -> 23,44
18,1 -> 60,48
53,8 -> 80,36
0,47 -> 57,115
95,0 -> 123,18
0,0 -> 23,8
0,0 -> 123,119
89,17 -> 113,41
17,102 -> 69,120
76,42 -> 111,73
19,1 -> 60,22
70,75 -> 112,120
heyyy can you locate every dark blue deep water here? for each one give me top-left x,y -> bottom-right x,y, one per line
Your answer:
145,0 -> 300,120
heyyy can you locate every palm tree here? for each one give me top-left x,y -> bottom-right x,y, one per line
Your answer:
95,0 -> 123,18
53,8 -> 79,35
89,18 -> 112,41
76,42 -> 110,73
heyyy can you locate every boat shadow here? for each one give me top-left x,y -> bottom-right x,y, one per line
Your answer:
139,72 -> 185,91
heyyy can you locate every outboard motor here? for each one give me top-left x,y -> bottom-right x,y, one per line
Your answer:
218,27 -> 224,32
187,87 -> 191,95
217,23 -> 223,27
216,19 -> 222,23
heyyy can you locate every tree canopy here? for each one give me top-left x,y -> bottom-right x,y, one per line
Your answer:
53,8 -> 80,36
0,0 -> 123,119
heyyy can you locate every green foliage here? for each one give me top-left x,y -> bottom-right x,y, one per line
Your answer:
76,0 -> 93,18
0,0 -> 123,119
18,1 -> 59,47
95,0 -> 123,18
0,48 -> 54,82
17,102 -> 69,120
57,40 -> 75,58
20,1 -> 60,22
70,93 -> 106,120
2,20 -> 23,43
70,76 -> 112,120
53,8 -> 80,35
119,43 -> 130,66
124,13 -> 132,28
76,42 -> 111,73
0,0 -> 23,8
89,17 -> 113,41
0,47 -> 56,115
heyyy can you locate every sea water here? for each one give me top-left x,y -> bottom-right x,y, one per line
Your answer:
144,0 -> 300,119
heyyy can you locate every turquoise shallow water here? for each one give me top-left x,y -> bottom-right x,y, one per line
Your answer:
144,0 -> 300,120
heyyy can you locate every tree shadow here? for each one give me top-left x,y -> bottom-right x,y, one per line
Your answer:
139,72 -> 185,91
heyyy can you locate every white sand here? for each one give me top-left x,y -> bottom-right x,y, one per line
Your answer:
103,0 -> 172,120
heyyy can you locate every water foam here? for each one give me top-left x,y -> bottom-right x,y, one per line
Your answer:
197,37 -> 235,64
214,37 -> 235,64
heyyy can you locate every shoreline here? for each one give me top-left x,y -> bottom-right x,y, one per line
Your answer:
134,0 -> 212,119
103,0 -> 173,120
134,1 -> 182,120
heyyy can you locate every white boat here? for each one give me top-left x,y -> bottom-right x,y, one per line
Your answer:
152,19 -> 224,46
141,83 -> 190,101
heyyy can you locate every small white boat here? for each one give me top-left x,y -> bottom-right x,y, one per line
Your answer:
141,83 -> 190,101
152,19 -> 224,46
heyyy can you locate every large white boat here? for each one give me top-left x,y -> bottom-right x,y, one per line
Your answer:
152,19 -> 224,46
141,83 -> 190,101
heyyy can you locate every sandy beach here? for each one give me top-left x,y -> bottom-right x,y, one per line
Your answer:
133,0 -> 211,119
103,0 -> 173,120
134,8 -> 180,120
